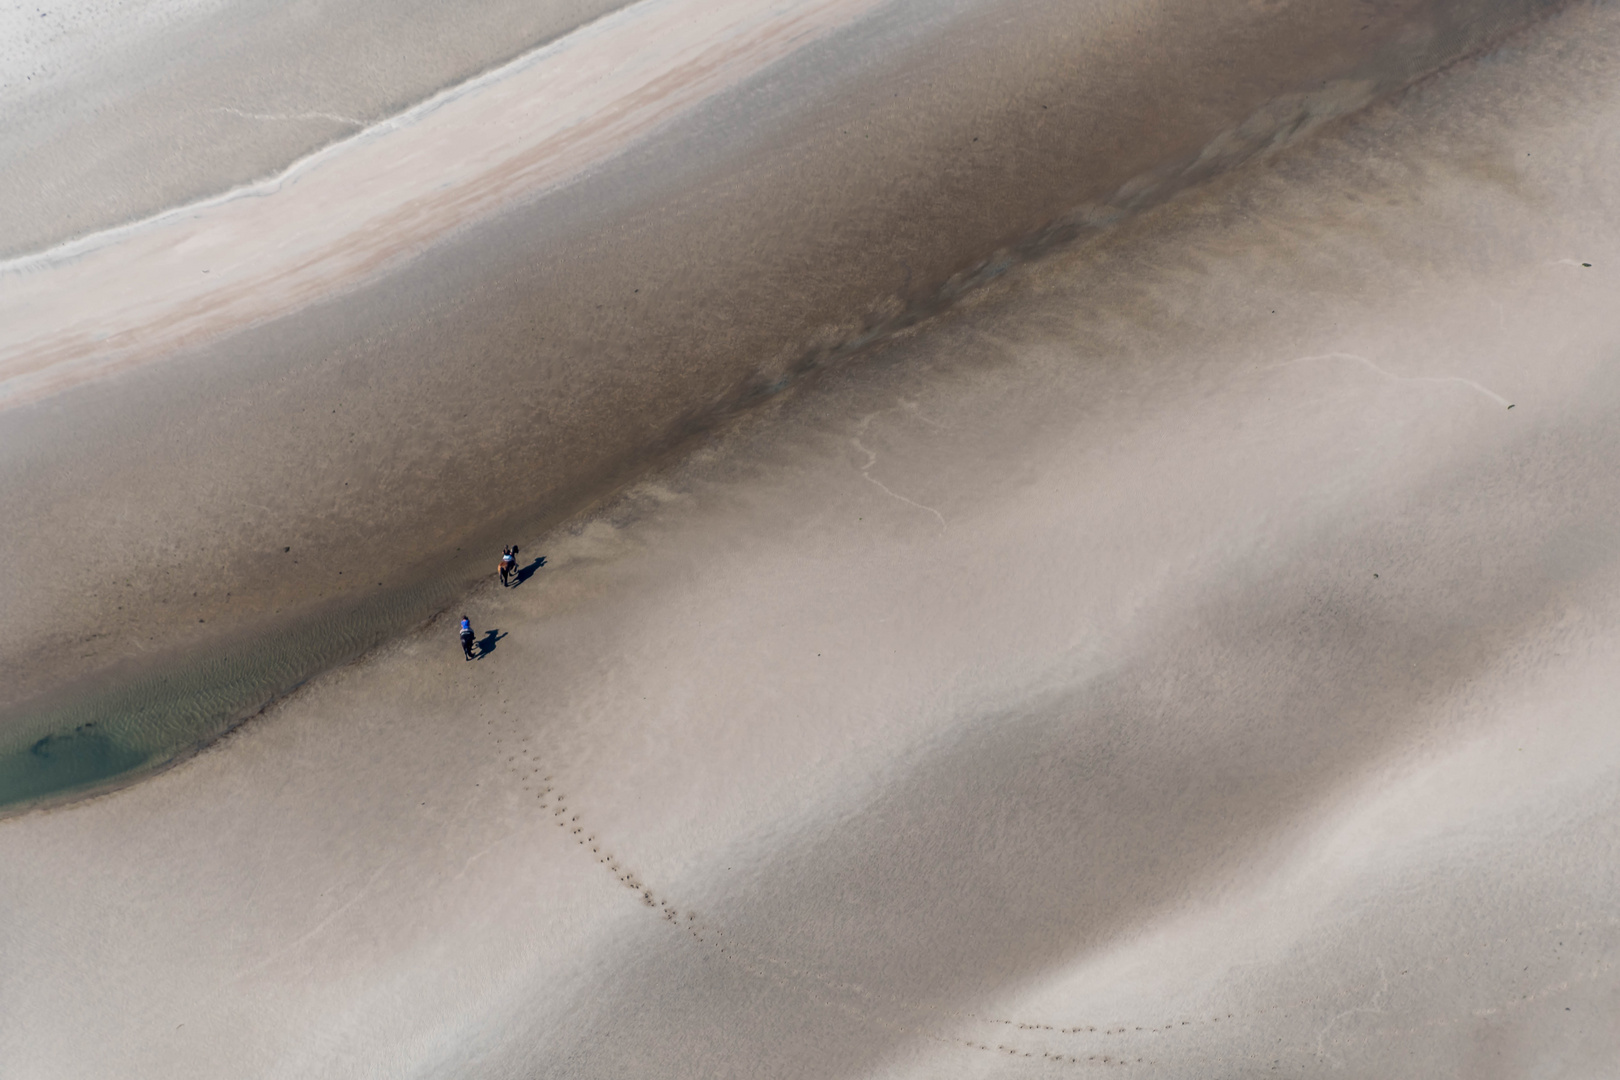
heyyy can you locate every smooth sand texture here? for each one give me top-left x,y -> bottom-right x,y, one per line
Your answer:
0,0 -> 636,256
3,1 -> 1619,1075
0,0 -> 1562,802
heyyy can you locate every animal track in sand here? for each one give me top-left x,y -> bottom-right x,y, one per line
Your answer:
484,718 -> 1613,1065
483,726 -> 1183,1066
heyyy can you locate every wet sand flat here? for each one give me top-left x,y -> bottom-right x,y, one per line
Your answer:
0,0 -> 1561,805
2,3 -> 1618,1074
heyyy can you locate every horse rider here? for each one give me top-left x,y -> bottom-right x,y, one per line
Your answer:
500,545 -> 519,587
459,615 -> 477,660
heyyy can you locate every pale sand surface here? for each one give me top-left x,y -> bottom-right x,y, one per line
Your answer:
3,4 -> 1619,1075
0,0 -> 1561,801
0,0 -> 636,257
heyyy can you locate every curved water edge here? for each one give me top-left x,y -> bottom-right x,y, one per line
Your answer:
0,0 -> 1574,812
0,0 -> 644,259
0,576 -> 466,812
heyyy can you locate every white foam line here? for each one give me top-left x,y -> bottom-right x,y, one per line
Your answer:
228,854 -> 397,982
1273,352 -> 1513,409
1,0 -> 663,274
853,410 -> 947,530
211,106 -> 367,128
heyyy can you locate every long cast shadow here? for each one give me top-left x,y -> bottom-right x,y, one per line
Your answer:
476,629 -> 505,658
514,557 -> 546,587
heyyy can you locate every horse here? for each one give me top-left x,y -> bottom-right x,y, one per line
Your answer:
499,545 -> 520,587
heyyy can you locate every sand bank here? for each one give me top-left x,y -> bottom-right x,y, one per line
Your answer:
2,2 -> 1618,1074
0,0 -> 1563,806
0,0 -> 891,408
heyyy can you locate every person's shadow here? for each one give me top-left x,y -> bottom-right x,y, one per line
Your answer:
513,556 -> 545,586
476,629 -> 506,658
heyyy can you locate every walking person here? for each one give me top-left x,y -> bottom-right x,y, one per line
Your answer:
459,615 -> 477,660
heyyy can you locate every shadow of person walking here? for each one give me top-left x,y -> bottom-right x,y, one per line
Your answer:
513,556 -> 546,586
476,629 -> 506,658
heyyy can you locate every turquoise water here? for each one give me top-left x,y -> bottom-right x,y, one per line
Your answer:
0,570 -> 473,813
0,722 -> 150,806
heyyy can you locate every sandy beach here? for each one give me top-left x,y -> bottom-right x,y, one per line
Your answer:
2,0 -> 1618,1075
0,0 -> 1563,801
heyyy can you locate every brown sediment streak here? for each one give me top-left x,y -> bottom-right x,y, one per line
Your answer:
0,0 -> 883,408
0,0 -> 1566,412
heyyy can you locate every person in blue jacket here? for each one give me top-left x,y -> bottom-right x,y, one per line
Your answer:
459,615 -> 476,660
